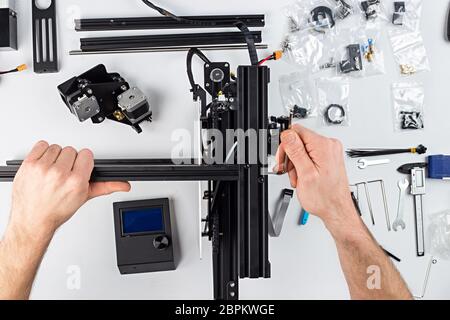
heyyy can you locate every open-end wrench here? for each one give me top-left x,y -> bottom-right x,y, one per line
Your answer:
357,158 -> 390,169
393,179 -> 409,231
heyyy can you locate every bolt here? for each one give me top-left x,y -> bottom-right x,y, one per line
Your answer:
121,85 -> 127,91
86,88 -> 93,95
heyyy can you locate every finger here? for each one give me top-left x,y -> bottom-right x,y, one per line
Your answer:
88,181 -> 131,200
72,149 -> 95,181
39,144 -> 62,167
291,124 -> 325,147
54,147 -> 78,172
24,141 -> 49,163
287,162 -> 298,188
273,145 -> 287,173
281,129 -> 315,177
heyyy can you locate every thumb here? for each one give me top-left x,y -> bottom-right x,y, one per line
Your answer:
88,181 -> 131,200
281,130 -> 315,175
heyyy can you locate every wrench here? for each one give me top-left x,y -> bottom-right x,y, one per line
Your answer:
357,158 -> 390,169
393,179 -> 409,231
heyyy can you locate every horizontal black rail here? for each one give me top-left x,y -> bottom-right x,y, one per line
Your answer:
75,15 -> 265,32
0,160 -> 240,182
79,31 -> 262,51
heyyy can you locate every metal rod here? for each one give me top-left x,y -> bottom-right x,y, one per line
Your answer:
414,257 -> 437,299
75,15 -> 265,32
367,179 -> 391,231
69,44 -> 269,56
79,31 -> 262,51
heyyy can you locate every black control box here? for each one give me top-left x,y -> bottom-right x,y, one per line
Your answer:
113,198 -> 176,274
0,8 -> 17,51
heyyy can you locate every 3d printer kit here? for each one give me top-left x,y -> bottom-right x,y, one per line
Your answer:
0,0 -> 448,300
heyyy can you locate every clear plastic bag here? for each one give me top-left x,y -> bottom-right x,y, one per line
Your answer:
357,0 -> 389,25
282,32 -> 325,73
279,73 -> 318,119
391,82 -> 425,131
385,0 -> 423,32
330,0 -> 362,31
316,77 -> 350,126
285,0 -> 339,35
428,210 -> 450,260
334,27 -> 385,77
389,30 -> 430,75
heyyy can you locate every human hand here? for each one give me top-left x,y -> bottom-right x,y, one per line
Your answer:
275,125 -> 360,235
8,141 -> 131,241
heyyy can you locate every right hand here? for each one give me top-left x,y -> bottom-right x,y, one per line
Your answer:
275,125 -> 359,234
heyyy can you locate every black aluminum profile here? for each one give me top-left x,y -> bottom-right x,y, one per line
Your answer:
79,31 -> 262,52
75,15 -> 265,32
32,0 -> 58,73
237,65 -> 271,280
0,161 -> 240,182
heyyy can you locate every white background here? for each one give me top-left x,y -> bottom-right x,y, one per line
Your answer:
0,0 -> 450,300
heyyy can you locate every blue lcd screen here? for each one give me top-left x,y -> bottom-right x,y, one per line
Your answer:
121,207 -> 164,235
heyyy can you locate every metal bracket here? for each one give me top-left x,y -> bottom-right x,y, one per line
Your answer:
32,0 -> 58,73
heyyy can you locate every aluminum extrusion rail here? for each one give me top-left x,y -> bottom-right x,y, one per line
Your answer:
75,15 -> 265,31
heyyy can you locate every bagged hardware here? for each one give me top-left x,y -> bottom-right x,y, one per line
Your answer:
428,210 -> 450,260
385,0 -> 423,32
358,26 -> 386,76
358,0 -> 389,25
282,32 -> 325,73
285,0 -> 339,35
316,77 -> 350,126
279,73 -> 318,119
389,30 -> 430,75
391,82 -> 425,131
331,27 -> 385,77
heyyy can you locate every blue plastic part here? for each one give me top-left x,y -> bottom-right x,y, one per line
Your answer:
428,155 -> 450,179
300,209 -> 310,225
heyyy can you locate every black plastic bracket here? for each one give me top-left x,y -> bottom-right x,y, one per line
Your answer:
32,0 -> 58,73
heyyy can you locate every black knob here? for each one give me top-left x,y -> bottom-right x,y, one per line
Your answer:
153,235 -> 170,251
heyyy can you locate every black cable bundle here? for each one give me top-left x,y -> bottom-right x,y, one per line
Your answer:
346,144 -> 427,158
140,0 -> 259,65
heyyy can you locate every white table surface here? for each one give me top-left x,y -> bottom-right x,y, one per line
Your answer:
1,0 -> 450,300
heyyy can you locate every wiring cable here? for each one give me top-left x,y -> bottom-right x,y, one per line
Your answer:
258,51 -> 283,65
187,48 -> 211,94
0,64 -> 27,75
141,0 -> 259,65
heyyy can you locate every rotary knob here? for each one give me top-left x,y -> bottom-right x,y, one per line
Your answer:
153,235 -> 170,251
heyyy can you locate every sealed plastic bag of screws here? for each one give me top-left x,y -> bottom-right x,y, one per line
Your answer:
279,73 -> 318,119
389,30 -> 430,76
316,77 -> 351,127
428,210 -> 450,261
385,0 -> 423,32
285,0 -> 340,36
281,32 -> 326,74
392,82 -> 425,132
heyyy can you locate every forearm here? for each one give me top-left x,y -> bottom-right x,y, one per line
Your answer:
0,222 -> 52,300
326,203 -> 413,300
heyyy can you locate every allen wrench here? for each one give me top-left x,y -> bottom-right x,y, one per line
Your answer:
351,180 -> 391,229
